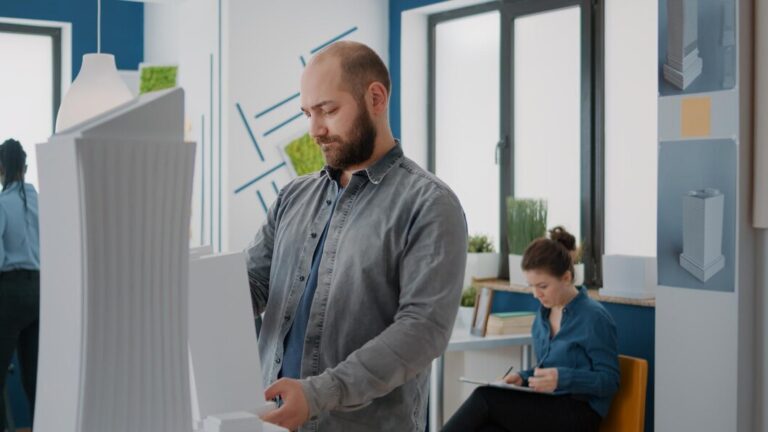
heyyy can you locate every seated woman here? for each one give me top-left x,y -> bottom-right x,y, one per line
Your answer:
442,227 -> 619,432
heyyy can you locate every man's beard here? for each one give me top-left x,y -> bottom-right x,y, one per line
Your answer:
315,105 -> 377,170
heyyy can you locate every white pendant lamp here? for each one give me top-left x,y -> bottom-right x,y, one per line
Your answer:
55,0 -> 133,132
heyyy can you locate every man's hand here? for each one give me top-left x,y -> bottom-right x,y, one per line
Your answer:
503,372 -> 523,385
527,367 -> 558,393
261,378 -> 310,431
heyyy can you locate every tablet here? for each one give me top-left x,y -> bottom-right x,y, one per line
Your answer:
459,377 -> 552,395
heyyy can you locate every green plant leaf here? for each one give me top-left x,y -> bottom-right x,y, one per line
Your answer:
460,285 -> 477,307
506,198 -> 548,255
468,234 -> 495,253
284,133 -> 325,176
139,66 -> 178,94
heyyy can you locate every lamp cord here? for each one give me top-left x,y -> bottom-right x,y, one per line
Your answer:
97,0 -> 101,53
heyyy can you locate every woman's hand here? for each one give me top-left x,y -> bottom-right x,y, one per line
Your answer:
503,372 -> 523,385
528,368 -> 558,393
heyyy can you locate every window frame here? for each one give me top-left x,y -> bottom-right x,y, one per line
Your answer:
427,0 -> 605,286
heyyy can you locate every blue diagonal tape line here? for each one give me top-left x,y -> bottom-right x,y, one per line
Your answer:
300,55 -> 306,67
271,180 -> 279,195
255,92 -> 301,119
311,26 -> 358,54
256,190 -> 269,214
235,102 -> 265,161
235,162 -> 287,194
263,112 -> 304,137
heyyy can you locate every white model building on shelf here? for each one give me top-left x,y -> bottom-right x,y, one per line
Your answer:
679,188 -> 726,282
663,0 -> 703,90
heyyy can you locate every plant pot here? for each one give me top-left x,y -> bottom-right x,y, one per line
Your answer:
573,263 -> 585,286
508,254 -> 527,286
455,306 -> 475,328
464,252 -> 500,287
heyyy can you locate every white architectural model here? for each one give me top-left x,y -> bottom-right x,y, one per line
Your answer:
663,0 -> 703,90
35,88 -> 195,432
680,188 -> 726,282
188,251 -> 285,432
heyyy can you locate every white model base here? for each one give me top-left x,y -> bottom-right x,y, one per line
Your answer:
679,253 -> 725,282
663,55 -> 703,90
201,410 -> 287,432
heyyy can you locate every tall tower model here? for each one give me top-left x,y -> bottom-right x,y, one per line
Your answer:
34,88 -> 196,432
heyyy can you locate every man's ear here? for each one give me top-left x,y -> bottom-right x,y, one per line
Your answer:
367,81 -> 389,116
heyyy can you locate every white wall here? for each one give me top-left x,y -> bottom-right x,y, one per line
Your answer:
144,0 -> 388,252
224,0 -> 388,252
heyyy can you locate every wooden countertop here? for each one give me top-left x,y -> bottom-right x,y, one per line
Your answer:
471,279 -> 656,308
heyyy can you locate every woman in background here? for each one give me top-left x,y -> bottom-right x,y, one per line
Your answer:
442,227 -> 619,432
0,139 -> 40,427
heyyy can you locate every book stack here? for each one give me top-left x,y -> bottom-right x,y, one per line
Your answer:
486,312 -> 535,335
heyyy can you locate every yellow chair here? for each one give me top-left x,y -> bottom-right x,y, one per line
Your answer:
600,355 -> 648,432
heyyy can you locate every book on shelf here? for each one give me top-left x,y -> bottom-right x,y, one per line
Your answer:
485,311 -> 535,335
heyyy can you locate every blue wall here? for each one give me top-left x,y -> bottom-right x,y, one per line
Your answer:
0,1 -> 143,427
0,0 -> 144,77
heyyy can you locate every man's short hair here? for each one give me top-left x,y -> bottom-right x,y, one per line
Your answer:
316,41 -> 391,102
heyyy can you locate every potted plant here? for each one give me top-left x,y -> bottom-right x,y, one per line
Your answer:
464,234 -> 499,287
456,286 -> 477,328
506,198 -> 548,286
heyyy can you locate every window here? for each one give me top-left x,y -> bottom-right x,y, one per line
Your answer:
0,23 -> 62,188
429,0 -> 601,284
603,0 -> 657,258
433,9 -> 501,251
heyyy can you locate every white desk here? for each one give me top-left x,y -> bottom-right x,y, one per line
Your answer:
429,327 -> 533,432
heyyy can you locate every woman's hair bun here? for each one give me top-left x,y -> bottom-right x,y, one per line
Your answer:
549,226 -> 575,252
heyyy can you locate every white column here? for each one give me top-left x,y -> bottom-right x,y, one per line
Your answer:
663,0 -> 703,90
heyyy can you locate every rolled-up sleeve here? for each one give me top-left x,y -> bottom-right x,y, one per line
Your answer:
300,191 -> 468,416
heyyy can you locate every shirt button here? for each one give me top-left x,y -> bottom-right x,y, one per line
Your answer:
284,315 -> 290,322
310,232 -> 317,238
298,275 -> 305,281
326,199 -> 332,205
276,357 -> 281,364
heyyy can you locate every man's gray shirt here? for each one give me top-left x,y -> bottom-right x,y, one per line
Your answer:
246,143 -> 467,431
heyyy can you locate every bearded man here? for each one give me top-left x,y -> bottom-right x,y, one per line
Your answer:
246,40 -> 467,432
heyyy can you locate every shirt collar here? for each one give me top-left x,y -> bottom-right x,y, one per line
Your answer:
319,140 -> 403,185
1,181 -> 21,194
540,285 -> 588,316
